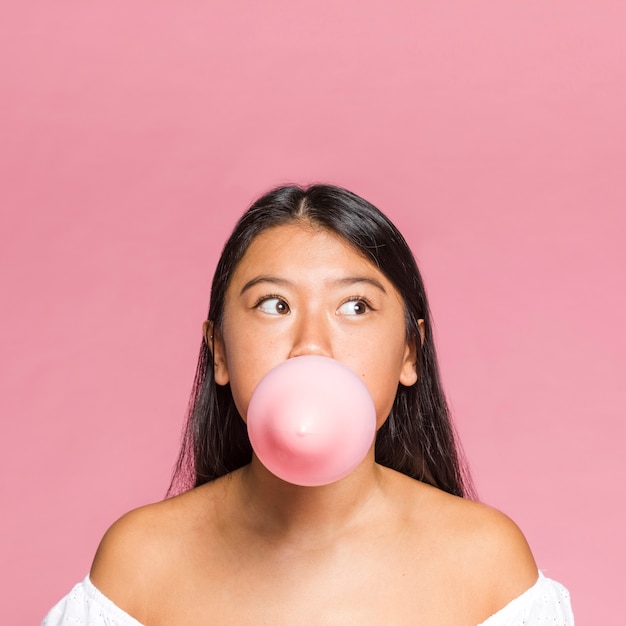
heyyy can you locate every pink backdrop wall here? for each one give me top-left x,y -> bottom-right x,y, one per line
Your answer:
2,2 -> 624,623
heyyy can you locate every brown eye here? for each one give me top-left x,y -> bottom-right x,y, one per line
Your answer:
337,299 -> 369,316
257,297 -> 290,315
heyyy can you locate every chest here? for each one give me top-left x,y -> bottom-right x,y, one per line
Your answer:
147,545 -> 486,626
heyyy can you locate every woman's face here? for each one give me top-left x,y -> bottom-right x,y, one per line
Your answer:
210,222 -> 418,429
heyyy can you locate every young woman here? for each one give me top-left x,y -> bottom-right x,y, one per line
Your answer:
44,184 -> 574,625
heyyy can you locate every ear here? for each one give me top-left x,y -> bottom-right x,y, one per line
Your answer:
203,320 -> 230,385
399,319 -> 424,387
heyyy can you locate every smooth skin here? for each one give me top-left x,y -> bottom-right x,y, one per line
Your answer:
91,222 -> 538,625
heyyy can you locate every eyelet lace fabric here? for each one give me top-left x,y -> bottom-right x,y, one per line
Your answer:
43,571 -> 573,625
478,572 -> 574,625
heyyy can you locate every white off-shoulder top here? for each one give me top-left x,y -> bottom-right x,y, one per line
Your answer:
42,572 -> 573,625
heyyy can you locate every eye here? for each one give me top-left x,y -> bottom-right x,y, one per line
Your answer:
256,296 -> 290,315
337,298 -> 371,316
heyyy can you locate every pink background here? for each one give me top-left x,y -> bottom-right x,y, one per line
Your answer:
1,2 -> 624,623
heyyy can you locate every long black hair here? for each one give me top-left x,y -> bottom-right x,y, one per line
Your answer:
168,184 -> 474,498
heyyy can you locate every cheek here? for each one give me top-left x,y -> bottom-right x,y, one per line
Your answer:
360,342 -> 409,426
221,324 -> 286,423
370,379 -> 401,429
220,321 -> 253,421
224,360 -> 260,423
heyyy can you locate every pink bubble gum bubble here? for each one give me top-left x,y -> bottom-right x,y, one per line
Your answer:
246,355 -> 377,487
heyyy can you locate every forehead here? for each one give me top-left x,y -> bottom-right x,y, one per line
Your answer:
232,222 -> 382,281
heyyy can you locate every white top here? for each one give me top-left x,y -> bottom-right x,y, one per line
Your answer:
43,572 -> 574,625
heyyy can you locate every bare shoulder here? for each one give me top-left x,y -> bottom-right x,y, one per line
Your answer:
386,471 -> 538,615
90,483 -> 221,619
447,495 -> 537,577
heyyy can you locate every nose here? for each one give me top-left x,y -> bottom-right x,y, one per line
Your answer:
288,308 -> 333,359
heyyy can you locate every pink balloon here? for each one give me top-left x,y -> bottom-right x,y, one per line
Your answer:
247,355 -> 377,487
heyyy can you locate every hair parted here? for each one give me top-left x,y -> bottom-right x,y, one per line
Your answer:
168,184 -> 474,498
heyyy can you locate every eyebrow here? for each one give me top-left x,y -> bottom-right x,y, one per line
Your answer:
240,276 -> 295,295
333,276 -> 387,294
239,275 -> 387,295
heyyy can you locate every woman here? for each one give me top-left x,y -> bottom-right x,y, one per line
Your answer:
44,184 -> 574,624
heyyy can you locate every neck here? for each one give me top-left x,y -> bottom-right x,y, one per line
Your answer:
232,451 -> 385,545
